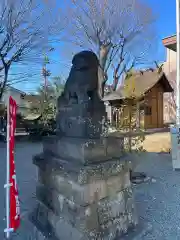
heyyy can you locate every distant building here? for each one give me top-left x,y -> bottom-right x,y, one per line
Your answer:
0,86 -> 27,115
103,69 -> 173,129
104,35 -> 178,127
162,35 -> 176,124
0,86 -> 40,117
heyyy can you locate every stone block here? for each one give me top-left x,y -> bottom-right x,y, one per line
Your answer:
34,154 -> 130,185
30,203 -> 57,240
35,182 -> 138,235
106,172 -> 130,197
38,170 -> 107,205
100,192 -> 125,220
56,103 -> 106,139
101,213 -> 137,239
31,203 -> 83,240
53,217 -> 83,240
35,182 -> 138,234
36,184 -> 100,232
43,136 -> 124,164
32,202 -> 102,239
31,195 -> 137,240
37,162 -> 130,206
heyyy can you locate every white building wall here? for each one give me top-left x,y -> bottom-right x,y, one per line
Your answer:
163,48 -> 176,124
1,87 -> 27,115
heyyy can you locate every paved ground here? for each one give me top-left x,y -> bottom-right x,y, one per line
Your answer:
0,141 -> 42,240
0,142 -> 180,239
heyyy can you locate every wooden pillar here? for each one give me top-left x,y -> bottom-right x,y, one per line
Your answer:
136,101 -> 140,129
105,101 -> 112,124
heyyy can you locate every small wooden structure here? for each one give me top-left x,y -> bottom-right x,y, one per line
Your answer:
103,70 -> 173,129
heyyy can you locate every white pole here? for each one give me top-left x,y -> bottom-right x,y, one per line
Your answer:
176,0 -> 180,125
172,0 -> 180,170
5,97 -> 10,238
4,97 -> 13,238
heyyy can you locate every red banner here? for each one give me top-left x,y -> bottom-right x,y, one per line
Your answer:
8,96 -> 20,230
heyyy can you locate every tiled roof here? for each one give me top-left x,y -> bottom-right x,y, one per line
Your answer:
103,70 -> 173,102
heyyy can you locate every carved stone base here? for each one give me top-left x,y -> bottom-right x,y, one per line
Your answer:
30,154 -> 138,239
43,136 -> 124,164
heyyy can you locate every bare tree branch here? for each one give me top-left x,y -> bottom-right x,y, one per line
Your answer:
64,0 -> 157,96
0,0 -> 64,100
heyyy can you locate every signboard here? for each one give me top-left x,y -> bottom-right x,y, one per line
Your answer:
4,97 -> 20,238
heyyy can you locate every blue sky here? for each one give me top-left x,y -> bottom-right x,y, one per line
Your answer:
15,0 -> 177,93
148,0 -> 176,37
147,0 -> 176,59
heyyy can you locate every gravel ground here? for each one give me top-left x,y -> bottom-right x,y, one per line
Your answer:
133,152 -> 180,240
0,142 -> 179,239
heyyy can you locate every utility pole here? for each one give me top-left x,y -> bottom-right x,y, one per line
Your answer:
42,47 -> 54,92
42,55 -> 51,93
41,55 -> 51,124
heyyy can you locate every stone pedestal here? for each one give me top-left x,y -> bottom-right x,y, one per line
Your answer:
30,137 -> 138,240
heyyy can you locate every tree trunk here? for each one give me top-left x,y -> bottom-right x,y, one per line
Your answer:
0,66 -> 10,101
98,43 -> 112,98
99,43 -> 112,70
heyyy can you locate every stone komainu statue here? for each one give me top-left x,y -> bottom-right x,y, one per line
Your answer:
56,51 -> 106,138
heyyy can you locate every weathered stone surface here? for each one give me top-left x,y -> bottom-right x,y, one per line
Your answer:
38,171 -> 106,206
32,151 -> 137,240
30,203 -> 57,240
36,184 -> 136,226
38,168 -> 130,206
106,171 -> 130,195
31,203 -> 83,240
31,199 -> 137,240
32,202 -> 102,240
101,215 -> 137,240
36,184 -> 99,231
56,51 -> 106,139
34,154 -> 131,185
35,173 -> 137,238
98,192 -> 126,225
43,136 -> 124,164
